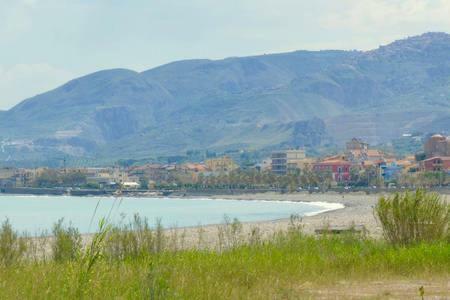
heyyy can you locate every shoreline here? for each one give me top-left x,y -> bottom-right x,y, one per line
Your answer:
14,192 -> 449,255
6,192 -> 448,248
77,192 -> 384,249
2,193 -> 347,236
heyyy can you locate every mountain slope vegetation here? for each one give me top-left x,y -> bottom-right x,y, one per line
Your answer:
1,32 -> 449,165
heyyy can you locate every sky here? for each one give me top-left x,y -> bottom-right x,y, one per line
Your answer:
1,0 -> 450,110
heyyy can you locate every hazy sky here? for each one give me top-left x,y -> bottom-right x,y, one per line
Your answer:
1,0 -> 450,110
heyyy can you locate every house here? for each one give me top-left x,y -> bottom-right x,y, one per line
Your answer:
313,158 -> 351,182
0,168 -> 16,187
366,149 -> 384,162
345,137 -> 384,164
380,162 -> 402,181
254,159 -> 272,172
205,156 -> 239,174
396,156 -> 417,172
421,156 -> 450,172
177,163 -> 209,183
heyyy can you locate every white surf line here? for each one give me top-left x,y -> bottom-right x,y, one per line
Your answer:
302,201 -> 345,217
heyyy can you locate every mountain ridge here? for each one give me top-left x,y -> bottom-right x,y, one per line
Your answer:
1,32 -> 449,166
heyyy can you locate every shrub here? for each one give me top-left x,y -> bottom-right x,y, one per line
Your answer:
51,219 -> 82,262
104,215 -> 165,260
217,216 -> 243,251
375,189 -> 449,245
0,219 -> 27,266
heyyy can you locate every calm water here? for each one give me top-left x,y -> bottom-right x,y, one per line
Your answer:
0,195 -> 342,234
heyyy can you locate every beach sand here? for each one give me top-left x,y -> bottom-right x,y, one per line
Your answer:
147,192 -> 384,250
159,191 -> 449,249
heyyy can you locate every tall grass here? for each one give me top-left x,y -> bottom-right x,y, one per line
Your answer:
0,224 -> 448,299
51,218 -> 82,262
104,215 -> 166,260
0,193 -> 448,298
77,218 -> 110,297
0,219 -> 27,266
375,189 -> 449,245
217,216 -> 244,251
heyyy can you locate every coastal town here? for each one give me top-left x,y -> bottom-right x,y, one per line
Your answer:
1,134 -> 449,195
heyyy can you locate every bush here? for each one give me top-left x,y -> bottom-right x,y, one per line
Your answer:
104,215 -> 165,260
375,189 -> 449,245
51,219 -> 82,262
0,219 -> 27,266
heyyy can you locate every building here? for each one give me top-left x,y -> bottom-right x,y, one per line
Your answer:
122,181 -> 140,189
254,159 -> 272,172
346,138 -> 369,152
205,156 -> 239,173
178,163 -> 209,183
424,134 -> 450,158
0,168 -> 16,187
271,149 -> 306,175
271,151 -> 288,175
345,137 -> 384,165
380,162 -> 402,181
313,158 -> 351,182
396,156 -> 417,173
128,164 -> 172,182
421,156 -> 450,172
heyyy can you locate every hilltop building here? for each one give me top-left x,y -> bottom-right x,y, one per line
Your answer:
346,138 -> 369,152
424,134 -> 450,158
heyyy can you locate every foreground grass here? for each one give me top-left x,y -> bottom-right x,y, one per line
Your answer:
0,233 -> 448,299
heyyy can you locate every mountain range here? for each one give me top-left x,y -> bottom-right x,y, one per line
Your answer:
1,32 -> 450,166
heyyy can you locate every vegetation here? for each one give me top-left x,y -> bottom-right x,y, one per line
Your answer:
399,171 -> 450,188
0,196 -> 448,298
51,219 -> 82,262
375,190 -> 449,245
162,169 -> 336,192
0,219 -> 27,266
163,168 -> 447,192
34,169 -> 87,188
2,34 -> 450,167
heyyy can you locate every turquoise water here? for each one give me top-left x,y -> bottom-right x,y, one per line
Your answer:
0,195 -> 342,234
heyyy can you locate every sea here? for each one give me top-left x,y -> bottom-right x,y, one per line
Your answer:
0,195 -> 343,234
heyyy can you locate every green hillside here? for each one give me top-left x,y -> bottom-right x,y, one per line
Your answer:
1,32 -> 449,166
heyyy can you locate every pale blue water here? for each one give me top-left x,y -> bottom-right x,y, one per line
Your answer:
0,195 -> 341,234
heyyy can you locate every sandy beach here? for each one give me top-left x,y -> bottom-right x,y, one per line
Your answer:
150,191 -> 448,249
25,191 -> 450,257
25,191 -> 445,252
213,192 -> 381,233
135,192 -> 384,250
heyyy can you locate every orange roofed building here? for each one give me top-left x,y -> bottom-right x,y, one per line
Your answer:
205,156 -> 239,174
313,157 -> 351,182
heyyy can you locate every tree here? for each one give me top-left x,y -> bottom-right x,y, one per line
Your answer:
34,170 -> 60,188
139,177 -> 149,190
61,172 -> 87,187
